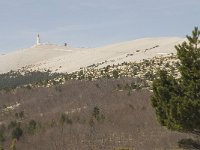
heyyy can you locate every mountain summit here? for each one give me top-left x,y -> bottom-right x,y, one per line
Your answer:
0,37 -> 184,73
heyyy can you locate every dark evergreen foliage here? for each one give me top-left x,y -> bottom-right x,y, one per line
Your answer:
28,120 -> 37,134
92,106 -> 100,119
12,127 -> 23,140
0,70 -> 62,90
112,70 -> 119,78
178,138 -> 200,149
0,125 -> 5,142
151,27 -> 200,131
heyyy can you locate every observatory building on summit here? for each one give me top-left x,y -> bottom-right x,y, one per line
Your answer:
35,34 -> 68,47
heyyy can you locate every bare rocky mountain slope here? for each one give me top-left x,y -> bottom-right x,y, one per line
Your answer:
0,37 -> 185,73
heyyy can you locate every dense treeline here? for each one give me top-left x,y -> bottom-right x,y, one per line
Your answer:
0,70 -> 62,90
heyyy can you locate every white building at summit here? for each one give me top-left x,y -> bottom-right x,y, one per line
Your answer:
36,34 -> 41,45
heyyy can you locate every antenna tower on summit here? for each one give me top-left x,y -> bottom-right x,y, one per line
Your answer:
36,34 -> 41,45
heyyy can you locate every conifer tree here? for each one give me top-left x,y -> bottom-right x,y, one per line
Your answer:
151,27 -> 200,132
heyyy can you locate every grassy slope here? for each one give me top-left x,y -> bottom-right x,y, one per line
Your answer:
0,78 -> 191,150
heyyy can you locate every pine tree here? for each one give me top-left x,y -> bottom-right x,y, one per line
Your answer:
151,27 -> 200,132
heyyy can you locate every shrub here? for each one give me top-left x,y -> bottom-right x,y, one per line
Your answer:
10,139 -> 17,150
130,82 -> 137,89
92,106 -> 105,122
60,113 -> 66,126
113,70 -> 119,78
178,138 -> 200,149
59,113 -> 72,125
8,121 -> 19,130
89,118 -> 94,127
19,111 -> 24,119
92,106 -> 100,119
117,84 -> 122,90
0,134 -> 5,143
0,145 -> 4,150
0,125 -> 6,142
12,127 -> 23,140
28,120 -> 37,134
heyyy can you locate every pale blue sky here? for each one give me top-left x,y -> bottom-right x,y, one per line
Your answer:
0,0 -> 199,53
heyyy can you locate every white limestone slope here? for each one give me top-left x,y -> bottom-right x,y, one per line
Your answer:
0,37 -> 185,74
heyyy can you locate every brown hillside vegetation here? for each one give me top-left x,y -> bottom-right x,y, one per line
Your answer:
0,78 -> 191,150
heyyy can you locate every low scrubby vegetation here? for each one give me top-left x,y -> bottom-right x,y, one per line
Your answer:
0,78 -> 190,150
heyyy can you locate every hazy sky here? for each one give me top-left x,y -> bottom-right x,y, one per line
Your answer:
0,0 -> 199,53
